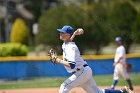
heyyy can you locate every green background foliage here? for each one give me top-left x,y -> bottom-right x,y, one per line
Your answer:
0,43 -> 28,56
36,4 -> 111,54
36,4 -> 88,53
132,13 -> 140,43
108,1 -> 137,53
2,0 -> 139,55
35,1 -> 140,54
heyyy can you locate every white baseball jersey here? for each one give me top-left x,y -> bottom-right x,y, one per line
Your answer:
114,45 -> 126,64
114,45 -> 129,80
59,41 -> 104,93
62,42 -> 87,73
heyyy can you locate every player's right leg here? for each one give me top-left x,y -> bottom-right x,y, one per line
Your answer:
111,79 -> 118,89
126,79 -> 133,90
59,66 -> 93,93
81,77 -> 104,93
121,67 -> 133,90
104,86 -> 133,93
104,89 -> 123,93
81,77 -> 133,93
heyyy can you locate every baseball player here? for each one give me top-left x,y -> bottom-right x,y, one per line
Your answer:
111,37 -> 133,90
48,25 -> 132,93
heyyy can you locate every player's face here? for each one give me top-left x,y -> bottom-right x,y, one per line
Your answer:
60,32 -> 71,42
115,41 -> 122,46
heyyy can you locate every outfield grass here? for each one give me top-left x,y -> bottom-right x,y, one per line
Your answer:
94,73 -> 140,86
0,73 -> 139,89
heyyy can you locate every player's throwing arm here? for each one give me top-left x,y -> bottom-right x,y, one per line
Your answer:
70,28 -> 84,41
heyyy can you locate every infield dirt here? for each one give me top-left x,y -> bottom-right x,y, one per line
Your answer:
0,86 -> 139,93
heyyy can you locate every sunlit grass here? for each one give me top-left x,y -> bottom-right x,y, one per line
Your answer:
0,73 -> 139,89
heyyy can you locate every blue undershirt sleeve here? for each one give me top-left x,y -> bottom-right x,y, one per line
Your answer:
69,61 -> 76,69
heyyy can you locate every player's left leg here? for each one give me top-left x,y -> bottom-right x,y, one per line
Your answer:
121,68 -> 133,90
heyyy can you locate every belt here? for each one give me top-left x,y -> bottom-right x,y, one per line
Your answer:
83,64 -> 88,67
73,64 -> 88,73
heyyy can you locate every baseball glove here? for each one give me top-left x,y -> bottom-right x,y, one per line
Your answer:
48,49 -> 58,64
126,63 -> 132,72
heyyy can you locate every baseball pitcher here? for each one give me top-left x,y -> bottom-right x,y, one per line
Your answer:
48,25 -> 133,93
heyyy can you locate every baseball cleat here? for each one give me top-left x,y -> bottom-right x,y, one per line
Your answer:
122,86 -> 133,93
129,86 -> 134,91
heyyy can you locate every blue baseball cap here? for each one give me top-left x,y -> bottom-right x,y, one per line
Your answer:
57,25 -> 74,35
115,37 -> 122,42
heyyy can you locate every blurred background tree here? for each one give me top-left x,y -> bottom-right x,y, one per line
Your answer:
24,0 -> 59,22
1,0 -> 140,55
10,18 -> 29,45
108,1 -> 137,53
36,3 -> 110,54
132,13 -> 140,44
35,0 -> 139,54
82,2 -> 110,54
36,4 -> 87,54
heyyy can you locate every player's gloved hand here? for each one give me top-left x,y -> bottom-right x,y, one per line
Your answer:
126,63 -> 132,72
48,49 -> 58,64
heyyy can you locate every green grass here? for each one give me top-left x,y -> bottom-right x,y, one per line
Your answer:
0,73 -> 140,89
94,73 -> 140,86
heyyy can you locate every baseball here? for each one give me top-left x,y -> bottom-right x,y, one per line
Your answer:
78,28 -> 84,34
